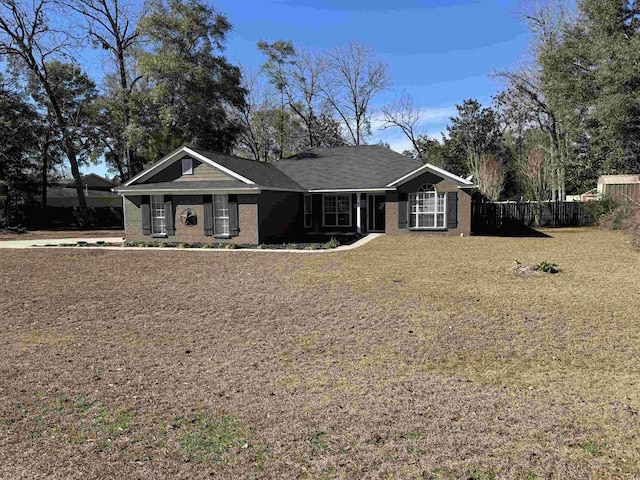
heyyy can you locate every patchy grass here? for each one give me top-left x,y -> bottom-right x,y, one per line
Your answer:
1,227 -> 639,478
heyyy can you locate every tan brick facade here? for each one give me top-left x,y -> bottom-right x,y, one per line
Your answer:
238,204 -> 259,244
124,195 -> 259,244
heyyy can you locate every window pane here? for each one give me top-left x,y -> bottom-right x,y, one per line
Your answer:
151,195 -> 166,234
215,218 -> 229,235
437,213 -> 445,227
337,195 -> 350,212
425,214 -> 435,228
338,213 -> 350,226
182,158 -> 193,175
425,193 -> 435,212
324,213 -> 334,226
213,194 -> 229,235
324,196 -> 336,213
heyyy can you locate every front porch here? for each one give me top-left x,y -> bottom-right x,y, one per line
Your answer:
303,192 -> 387,235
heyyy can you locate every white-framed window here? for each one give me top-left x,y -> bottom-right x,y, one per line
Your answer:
151,195 -> 166,235
323,194 -> 351,227
214,194 -> 229,236
409,184 -> 446,229
182,158 -> 193,175
304,194 -> 312,228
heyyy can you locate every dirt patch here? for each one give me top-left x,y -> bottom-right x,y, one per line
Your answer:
511,263 -> 541,275
0,229 -> 124,241
1,231 -> 639,478
598,204 -> 640,249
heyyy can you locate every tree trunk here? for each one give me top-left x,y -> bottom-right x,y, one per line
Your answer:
64,137 -> 88,225
37,72 -> 88,225
41,146 -> 48,208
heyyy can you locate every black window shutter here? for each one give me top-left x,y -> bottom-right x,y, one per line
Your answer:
229,200 -> 239,237
164,195 -> 175,235
141,196 -> 151,235
203,195 -> 214,236
398,193 -> 408,229
447,191 -> 458,229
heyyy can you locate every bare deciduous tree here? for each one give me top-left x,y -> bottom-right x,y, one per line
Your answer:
381,93 -> 425,158
321,41 -> 391,145
0,0 -> 90,222
523,147 -> 550,225
235,68 -> 279,162
62,0 -> 145,179
478,155 -> 504,201
285,47 -> 328,148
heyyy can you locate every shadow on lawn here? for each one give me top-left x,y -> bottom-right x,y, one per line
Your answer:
472,223 -> 552,238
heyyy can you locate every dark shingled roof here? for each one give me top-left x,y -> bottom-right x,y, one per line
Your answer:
116,180 -> 252,192
191,149 -> 305,191
274,145 -> 425,190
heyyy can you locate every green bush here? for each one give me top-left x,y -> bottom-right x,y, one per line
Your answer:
537,260 -> 559,274
584,195 -> 623,222
612,206 -> 632,229
323,237 -> 340,249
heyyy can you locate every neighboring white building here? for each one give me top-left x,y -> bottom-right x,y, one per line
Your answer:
597,174 -> 640,201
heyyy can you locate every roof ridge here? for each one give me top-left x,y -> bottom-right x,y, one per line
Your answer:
191,147 -> 276,166
279,144 -> 391,161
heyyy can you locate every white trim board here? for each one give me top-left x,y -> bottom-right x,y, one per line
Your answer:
116,188 -> 262,195
116,185 -> 305,195
386,163 -> 476,188
309,188 -> 394,193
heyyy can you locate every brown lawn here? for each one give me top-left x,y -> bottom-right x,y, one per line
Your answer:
1,228 -> 639,479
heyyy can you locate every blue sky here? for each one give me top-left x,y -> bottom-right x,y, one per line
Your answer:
87,0 -> 531,177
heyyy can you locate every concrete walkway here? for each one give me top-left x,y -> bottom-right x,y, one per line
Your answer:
0,237 -> 124,249
0,233 -> 382,252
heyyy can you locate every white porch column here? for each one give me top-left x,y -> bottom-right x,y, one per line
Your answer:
356,192 -> 362,234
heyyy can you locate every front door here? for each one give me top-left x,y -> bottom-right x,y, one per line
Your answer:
368,194 -> 386,232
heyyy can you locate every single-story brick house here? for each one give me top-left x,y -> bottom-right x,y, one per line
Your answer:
115,145 -> 475,244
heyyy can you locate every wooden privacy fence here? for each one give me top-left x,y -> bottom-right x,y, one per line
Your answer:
15,206 -> 124,229
472,200 -> 594,231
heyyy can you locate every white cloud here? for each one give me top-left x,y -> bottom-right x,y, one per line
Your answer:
369,105 -> 456,132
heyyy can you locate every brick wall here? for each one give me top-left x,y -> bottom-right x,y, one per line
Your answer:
124,194 -> 259,244
238,203 -> 259,244
124,196 -> 143,238
385,179 -> 472,237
